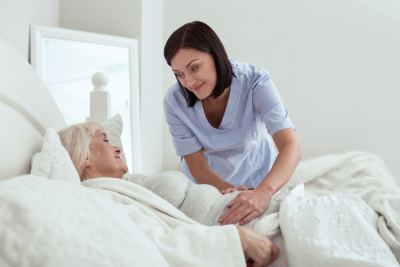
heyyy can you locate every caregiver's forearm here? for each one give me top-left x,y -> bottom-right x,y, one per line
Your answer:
189,165 -> 234,191
184,149 -> 235,191
256,143 -> 301,196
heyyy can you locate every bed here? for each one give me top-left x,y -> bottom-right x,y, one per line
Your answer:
1,37 -> 399,267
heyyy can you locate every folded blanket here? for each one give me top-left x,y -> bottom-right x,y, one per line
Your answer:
123,171 -> 285,238
91,175 -> 293,267
82,177 -> 246,267
280,184 -> 399,267
282,151 -> 396,196
361,187 -> 400,262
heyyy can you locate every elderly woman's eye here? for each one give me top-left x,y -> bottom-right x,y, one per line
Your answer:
105,139 -> 109,143
192,67 -> 198,71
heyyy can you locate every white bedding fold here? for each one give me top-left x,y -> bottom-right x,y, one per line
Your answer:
0,175 -> 168,267
123,171 -> 286,237
82,177 -> 246,267
361,187 -> 400,262
281,151 -> 396,196
280,184 -> 399,267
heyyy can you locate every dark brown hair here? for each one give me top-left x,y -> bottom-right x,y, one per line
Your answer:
164,21 -> 234,107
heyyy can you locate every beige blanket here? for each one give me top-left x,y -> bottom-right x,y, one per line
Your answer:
82,178 -> 246,267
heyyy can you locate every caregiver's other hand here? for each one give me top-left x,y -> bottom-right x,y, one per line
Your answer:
219,189 -> 272,225
220,185 -> 254,195
237,227 -> 279,267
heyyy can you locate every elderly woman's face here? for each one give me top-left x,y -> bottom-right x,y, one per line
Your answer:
171,48 -> 217,100
86,130 -> 128,179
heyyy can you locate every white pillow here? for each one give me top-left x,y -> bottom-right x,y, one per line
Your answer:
31,114 -> 125,183
31,128 -> 80,184
101,114 -> 126,163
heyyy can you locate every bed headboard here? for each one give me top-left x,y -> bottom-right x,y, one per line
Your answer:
0,38 -> 67,181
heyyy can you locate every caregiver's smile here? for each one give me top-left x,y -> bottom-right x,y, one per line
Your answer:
170,48 -> 217,100
192,82 -> 204,92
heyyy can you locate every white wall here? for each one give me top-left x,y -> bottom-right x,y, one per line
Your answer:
60,0 -> 164,175
0,0 -> 60,60
162,0 -> 400,183
2,0 -> 398,181
60,0 -> 142,40
141,0 -> 164,174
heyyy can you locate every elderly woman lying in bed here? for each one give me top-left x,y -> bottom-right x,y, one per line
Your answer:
58,121 -> 282,267
58,121 -> 400,267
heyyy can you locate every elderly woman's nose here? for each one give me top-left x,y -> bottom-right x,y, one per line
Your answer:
114,146 -> 122,154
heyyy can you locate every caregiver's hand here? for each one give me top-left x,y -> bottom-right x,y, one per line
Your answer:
237,227 -> 279,267
219,189 -> 272,225
220,185 -> 254,195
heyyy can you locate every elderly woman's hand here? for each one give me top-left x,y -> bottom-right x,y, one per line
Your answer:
220,185 -> 254,195
219,189 -> 272,225
237,227 -> 279,267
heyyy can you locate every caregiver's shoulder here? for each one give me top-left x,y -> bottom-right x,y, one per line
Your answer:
164,81 -> 185,105
230,59 -> 270,82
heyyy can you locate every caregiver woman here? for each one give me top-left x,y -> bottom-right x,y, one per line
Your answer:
163,21 -> 301,226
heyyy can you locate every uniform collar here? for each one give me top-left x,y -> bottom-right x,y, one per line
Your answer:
194,65 -> 243,135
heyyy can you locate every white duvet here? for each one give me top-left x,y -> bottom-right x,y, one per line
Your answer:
123,170 -> 400,266
1,149 -> 399,267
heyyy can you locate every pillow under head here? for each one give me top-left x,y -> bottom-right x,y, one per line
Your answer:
100,114 -> 126,163
31,128 -> 80,184
31,114 -> 125,183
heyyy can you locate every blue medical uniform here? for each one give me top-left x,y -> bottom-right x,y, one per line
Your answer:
163,60 -> 295,188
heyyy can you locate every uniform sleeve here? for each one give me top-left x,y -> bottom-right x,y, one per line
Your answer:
163,98 -> 203,157
252,72 -> 295,137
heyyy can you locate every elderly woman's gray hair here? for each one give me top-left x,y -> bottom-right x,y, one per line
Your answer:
57,121 -> 104,180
